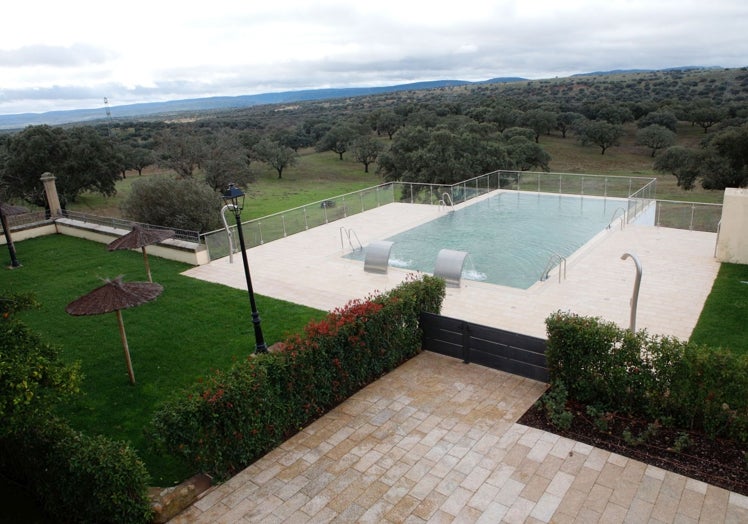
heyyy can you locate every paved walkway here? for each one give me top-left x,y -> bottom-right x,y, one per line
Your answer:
184,199 -> 720,340
170,352 -> 748,523
172,199 -> 743,522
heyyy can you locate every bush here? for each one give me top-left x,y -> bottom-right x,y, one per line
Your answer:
149,275 -> 446,479
0,417 -> 153,524
0,292 -> 81,435
120,174 -> 223,232
0,293 -> 152,523
545,311 -> 748,442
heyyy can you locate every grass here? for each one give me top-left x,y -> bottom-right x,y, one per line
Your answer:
1,235 -> 326,485
68,148 -> 381,220
690,263 -> 748,355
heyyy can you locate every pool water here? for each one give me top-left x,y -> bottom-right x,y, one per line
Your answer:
348,191 -> 625,289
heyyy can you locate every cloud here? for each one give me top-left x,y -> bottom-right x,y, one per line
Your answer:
0,44 -> 112,68
0,0 -> 746,115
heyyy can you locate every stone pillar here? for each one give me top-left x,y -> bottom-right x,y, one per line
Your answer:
40,172 -> 62,217
716,188 -> 748,264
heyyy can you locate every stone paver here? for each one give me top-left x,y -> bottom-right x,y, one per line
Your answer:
171,197 -> 737,522
169,353 -> 745,523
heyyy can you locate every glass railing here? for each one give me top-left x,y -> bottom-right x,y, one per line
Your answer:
201,171 -> 659,261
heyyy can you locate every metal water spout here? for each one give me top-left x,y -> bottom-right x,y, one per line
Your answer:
620,252 -> 642,332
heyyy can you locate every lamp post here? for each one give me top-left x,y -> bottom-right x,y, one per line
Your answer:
222,184 -> 267,353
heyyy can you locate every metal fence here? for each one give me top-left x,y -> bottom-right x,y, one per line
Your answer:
201,171 -> 659,261
2,209 -> 200,243
653,200 -> 723,232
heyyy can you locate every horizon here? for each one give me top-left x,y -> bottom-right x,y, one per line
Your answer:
3,1 -> 746,116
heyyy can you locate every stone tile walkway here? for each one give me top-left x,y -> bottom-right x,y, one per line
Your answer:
169,352 -> 748,523
172,197 -> 741,522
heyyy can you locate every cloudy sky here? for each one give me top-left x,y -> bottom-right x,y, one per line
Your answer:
2,0 -> 746,115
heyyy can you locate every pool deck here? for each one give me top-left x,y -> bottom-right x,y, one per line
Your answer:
183,200 -> 721,341
171,200 -> 746,523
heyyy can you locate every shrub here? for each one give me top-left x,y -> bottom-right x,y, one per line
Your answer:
120,174 -> 223,232
0,417 -> 153,524
0,292 -> 81,435
0,293 -> 152,523
149,275 -> 446,479
545,311 -> 748,442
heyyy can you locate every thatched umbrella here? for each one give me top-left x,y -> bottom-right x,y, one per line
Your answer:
66,276 -> 163,385
107,225 -> 175,282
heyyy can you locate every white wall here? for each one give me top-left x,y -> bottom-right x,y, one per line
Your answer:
716,188 -> 748,264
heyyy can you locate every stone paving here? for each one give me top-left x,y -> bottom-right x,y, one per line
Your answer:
172,198 -> 744,522
169,352 -> 748,523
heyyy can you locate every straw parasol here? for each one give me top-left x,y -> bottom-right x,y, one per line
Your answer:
107,225 -> 175,282
66,276 -> 163,385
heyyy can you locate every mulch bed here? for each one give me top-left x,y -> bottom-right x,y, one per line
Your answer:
517,399 -> 748,496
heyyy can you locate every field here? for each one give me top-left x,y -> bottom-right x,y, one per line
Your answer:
65,121 -> 724,223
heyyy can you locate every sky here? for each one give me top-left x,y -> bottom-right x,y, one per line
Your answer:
1,0 -> 746,116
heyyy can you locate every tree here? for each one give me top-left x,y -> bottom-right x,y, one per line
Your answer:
59,126 -> 121,202
351,135 -> 384,173
700,124 -> 748,189
128,147 -> 156,176
155,128 -> 205,177
1,125 -> 119,207
556,112 -> 584,138
121,175 -> 222,232
690,104 -> 725,133
374,110 -> 403,139
253,138 -> 298,179
316,124 -> 356,160
579,121 -> 624,155
522,109 -> 557,143
502,127 -> 536,142
505,136 -> 551,171
488,105 -> 520,133
377,124 -> 509,185
653,146 -> 702,190
203,130 -> 254,191
637,110 -> 678,132
636,125 -> 677,157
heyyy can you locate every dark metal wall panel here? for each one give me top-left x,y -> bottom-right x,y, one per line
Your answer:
420,312 -> 549,382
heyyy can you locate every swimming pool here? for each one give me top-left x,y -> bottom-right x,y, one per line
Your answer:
348,191 -> 626,289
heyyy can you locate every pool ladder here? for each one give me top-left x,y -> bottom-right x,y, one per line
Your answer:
606,207 -> 627,230
540,252 -> 567,283
438,192 -> 455,212
340,227 -> 363,253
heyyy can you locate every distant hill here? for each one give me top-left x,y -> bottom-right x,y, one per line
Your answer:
0,78 -> 526,130
0,67 -> 731,130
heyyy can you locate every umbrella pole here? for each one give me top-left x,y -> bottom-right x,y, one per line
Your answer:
116,310 -> 136,385
141,247 -> 152,283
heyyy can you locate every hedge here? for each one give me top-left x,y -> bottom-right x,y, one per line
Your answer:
545,311 -> 748,442
0,417 -> 153,524
148,275 -> 446,480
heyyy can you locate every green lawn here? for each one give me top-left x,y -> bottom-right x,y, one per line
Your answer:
2,235 -> 326,485
67,148 -> 382,220
690,262 -> 748,355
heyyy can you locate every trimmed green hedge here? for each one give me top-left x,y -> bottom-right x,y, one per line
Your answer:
546,311 -> 748,442
149,275 -> 446,480
0,417 -> 153,524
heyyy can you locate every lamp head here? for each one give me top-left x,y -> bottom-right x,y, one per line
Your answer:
222,183 -> 245,216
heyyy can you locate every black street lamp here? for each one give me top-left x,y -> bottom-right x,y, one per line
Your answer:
222,184 -> 267,353
0,202 -> 24,269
